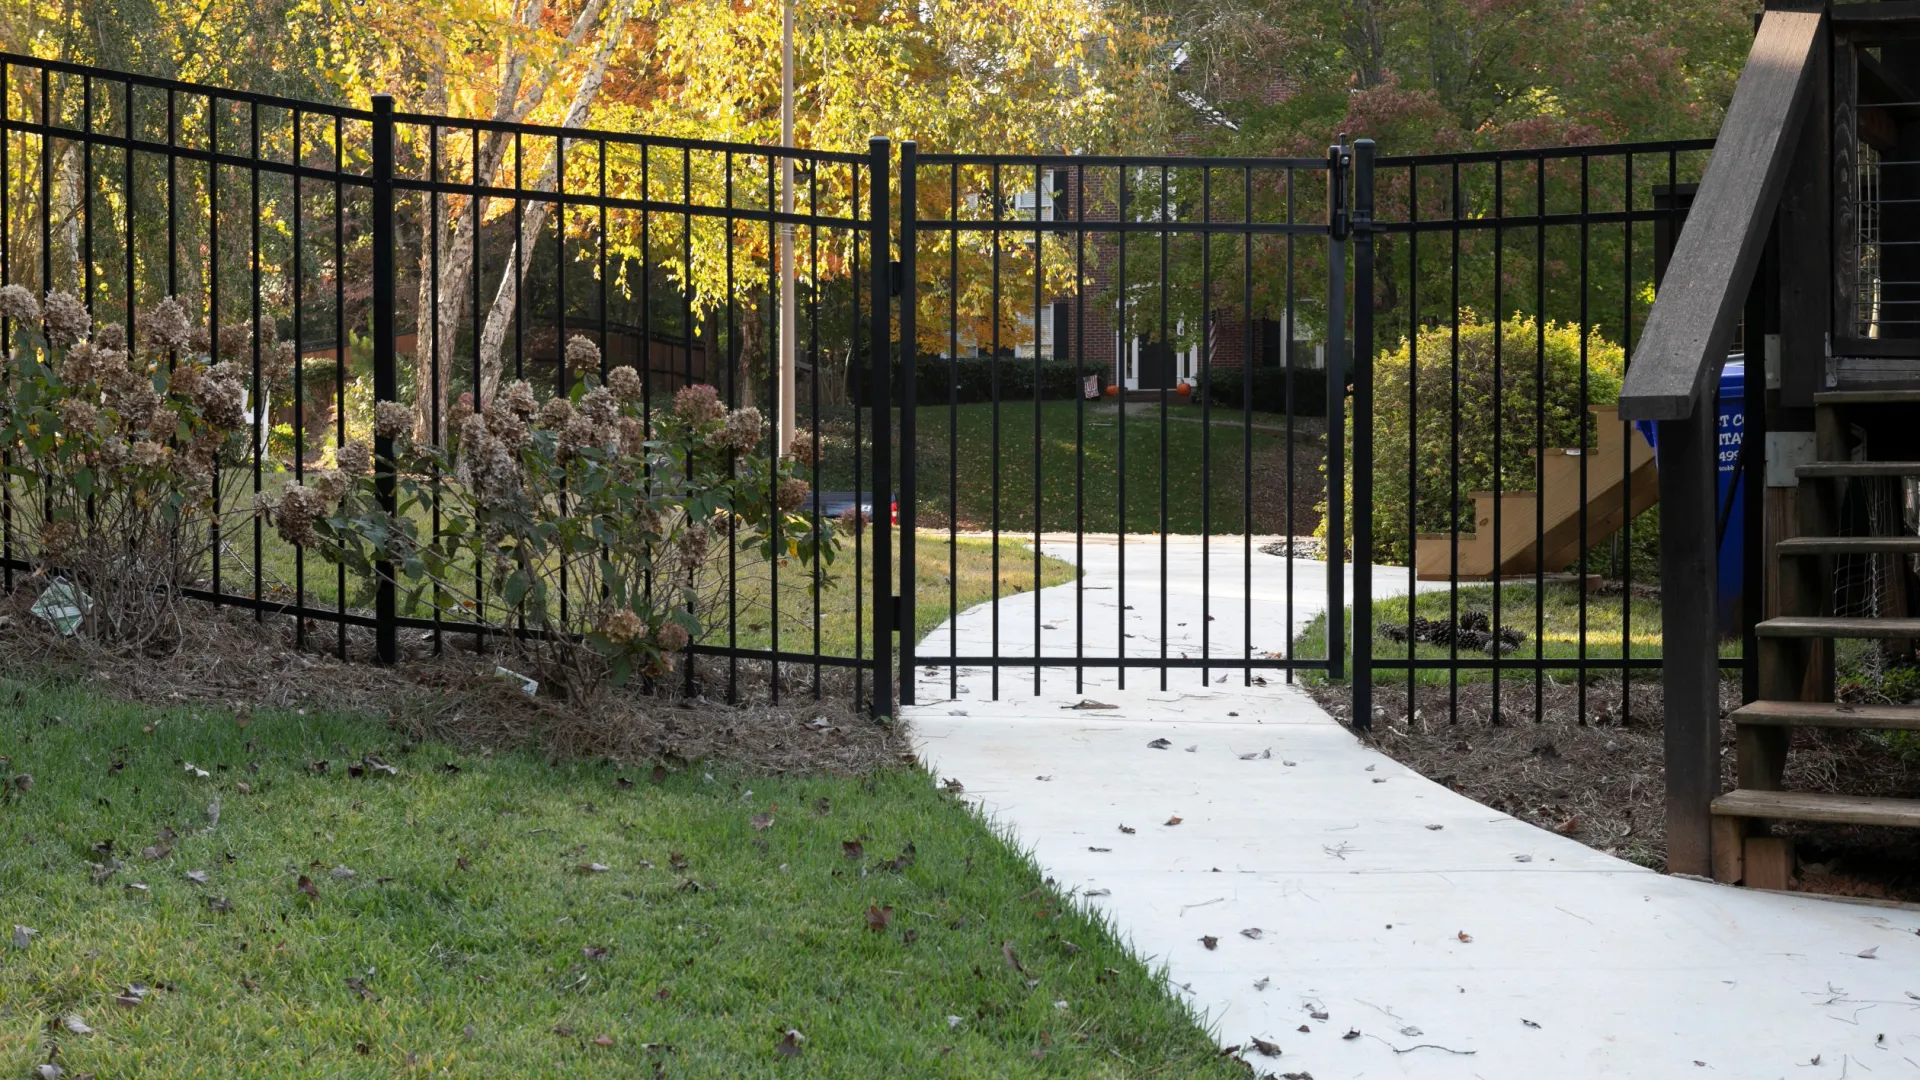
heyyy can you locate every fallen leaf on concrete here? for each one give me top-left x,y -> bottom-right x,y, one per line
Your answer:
1066,700 -> 1118,710
1253,977 -> 1270,991
1147,738 -> 1172,750
1085,888 -> 1111,897
1185,745 -> 1198,753
1457,931 -> 1473,943
1088,846 -> 1111,852
1859,946 -> 1879,959
941,778 -> 965,794
1201,936 -> 1218,951
1513,854 -> 1533,863
1118,824 -> 1137,834
1165,816 -> 1183,826
1298,1024 -> 1310,1032
1342,1029 -> 1360,1040
1249,1036 -> 1281,1057
1309,1010 -> 1329,1021
1241,928 -> 1263,939
1521,1019 -> 1540,1028
1426,824 -> 1444,831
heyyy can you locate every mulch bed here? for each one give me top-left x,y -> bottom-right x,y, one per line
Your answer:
0,592 -> 906,776
1309,676 -> 1920,903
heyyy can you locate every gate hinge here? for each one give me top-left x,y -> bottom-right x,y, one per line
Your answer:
889,260 -> 905,297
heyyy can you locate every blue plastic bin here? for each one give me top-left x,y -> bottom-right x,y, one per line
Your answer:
1633,357 -> 1745,634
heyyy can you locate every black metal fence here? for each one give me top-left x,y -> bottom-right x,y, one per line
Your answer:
0,53 -> 893,710
2,52 -> 1744,724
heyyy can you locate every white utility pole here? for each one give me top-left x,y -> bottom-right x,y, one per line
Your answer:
777,0 -> 797,454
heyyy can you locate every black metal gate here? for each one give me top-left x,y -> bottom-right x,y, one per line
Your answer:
894,144 -> 1354,704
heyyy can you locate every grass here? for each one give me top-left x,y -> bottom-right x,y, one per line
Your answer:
1294,580 -> 1740,685
819,400 -> 1308,535
0,676 -> 1237,1078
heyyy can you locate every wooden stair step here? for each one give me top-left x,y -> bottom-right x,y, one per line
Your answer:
1775,536 -> 1920,555
1731,699 -> 1920,731
1797,461 -> 1920,479
1814,389 -> 1920,405
1756,616 -> 1920,639
1711,789 -> 1920,829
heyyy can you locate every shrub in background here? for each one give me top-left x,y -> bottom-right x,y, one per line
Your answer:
1321,310 -> 1625,566
1199,365 -> 1330,417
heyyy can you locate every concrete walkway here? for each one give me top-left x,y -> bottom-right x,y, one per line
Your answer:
907,535 -> 1920,1079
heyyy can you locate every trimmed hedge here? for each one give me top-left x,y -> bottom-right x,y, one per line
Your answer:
1199,365 -> 1331,417
853,355 -> 1098,407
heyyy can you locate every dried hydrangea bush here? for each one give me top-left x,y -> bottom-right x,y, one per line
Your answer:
277,335 -> 833,699
0,287 -> 259,651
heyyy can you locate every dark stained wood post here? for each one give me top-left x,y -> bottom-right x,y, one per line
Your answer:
1619,8 -> 1822,876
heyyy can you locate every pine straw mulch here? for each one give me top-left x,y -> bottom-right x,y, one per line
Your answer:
0,592 -> 907,776
1308,676 -> 1920,904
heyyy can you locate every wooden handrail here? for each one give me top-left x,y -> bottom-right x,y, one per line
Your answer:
1618,9 -> 1821,421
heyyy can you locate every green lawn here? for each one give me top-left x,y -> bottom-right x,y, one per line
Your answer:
0,676 -> 1236,1078
1295,580 -> 1738,684
817,401 -> 1309,535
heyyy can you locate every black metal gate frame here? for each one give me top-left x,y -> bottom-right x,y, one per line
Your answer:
895,142 -> 1357,706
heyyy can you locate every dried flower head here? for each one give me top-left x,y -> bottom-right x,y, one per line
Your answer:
271,482 -> 331,548
484,404 -> 530,450
335,441 -> 373,476
263,339 -> 297,385
311,468 -> 350,505
42,290 -> 90,349
217,323 -> 253,361
0,284 -> 38,323
579,386 -> 618,426
678,522 -> 712,561
374,400 -> 412,441
655,621 -> 691,652
564,334 -> 602,377
59,341 -> 108,387
169,361 -> 207,400
710,406 -> 763,456
93,323 -> 128,353
57,398 -> 100,436
538,397 -> 575,431
448,391 -> 476,435
673,383 -> 726,426
602,608 -> 644,645
131,440 -> 172,469
559,413 -> 604,458
785,429 -> 820,466
776,476 -> 810,512
99,435 -> 131,468
615,415 -> 646,456
194,363 -> 248,430
187,324 -> 212,355
141,296 -> 194,352
500,380 -> 538,419
606,365 -> 643,403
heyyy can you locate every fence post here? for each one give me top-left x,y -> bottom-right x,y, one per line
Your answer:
1351,139 -> 1375,730
370,95 -> 399,665
1658,409 -> 1720,876
898,141 -> 917,707
869,137 -> 895,719
1325,141 -> 1348,683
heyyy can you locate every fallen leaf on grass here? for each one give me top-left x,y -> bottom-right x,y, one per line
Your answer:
330,865 -> 356,880
583,946 -> 611,961
576,863 -> 610,874
1249,1036 -> 1281,1057
865,905 -> 894,932
296,875 -> 320,899
183,763 -> 210,779
11,925 -> 37,949
669,852 -> 689,871
592,1035 -> 616,1048
841,840 -> 865,860
345,976 -> 376,1001
141,844 -> 171,861
614,776 -> 634,790
204,896 -> 233,914
32,1063 -> 62,1079
776,1029 -> 805,1058
813,797 -> 831,816
751,812 -> 774,831
62,1015 -> 92,1035
455,856 -> 471,872
1001,942 -> 1026,974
